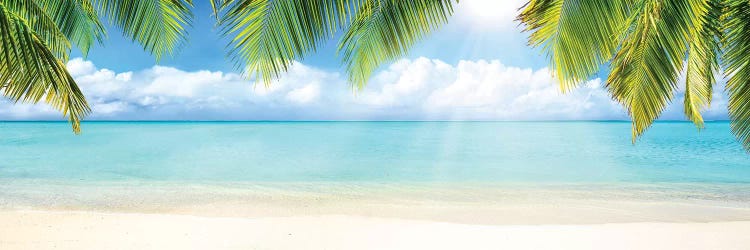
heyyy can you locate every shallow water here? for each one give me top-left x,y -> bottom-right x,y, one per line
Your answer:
1,121 -> 748,183
2,121 -> 750,223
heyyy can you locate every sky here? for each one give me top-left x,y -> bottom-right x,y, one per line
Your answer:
0,0 -> 730,121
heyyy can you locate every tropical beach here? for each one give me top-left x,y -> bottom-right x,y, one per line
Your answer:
3,212 -> 750,250
2,181 -> 750,249
2,122 -> 750,249
2,0 -> 750,249
3,177 -> 750,250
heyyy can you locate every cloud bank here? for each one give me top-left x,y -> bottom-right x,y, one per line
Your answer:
0,57 -> 729,121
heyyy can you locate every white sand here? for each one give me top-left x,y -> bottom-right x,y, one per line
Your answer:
1,210 -> 749,250
3,182 -> 750,249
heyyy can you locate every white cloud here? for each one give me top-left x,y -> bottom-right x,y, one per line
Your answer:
0,57 -> 728,121
66,58 -> 96,76
358,58 -> 625,120
286,84 -> 320,104
357,58 -> 454,106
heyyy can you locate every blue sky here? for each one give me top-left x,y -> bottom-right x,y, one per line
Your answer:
0,1 -> 731,121
72,1 -> 547,72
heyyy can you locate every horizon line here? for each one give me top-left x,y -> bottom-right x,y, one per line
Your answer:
0,120 -> 732,123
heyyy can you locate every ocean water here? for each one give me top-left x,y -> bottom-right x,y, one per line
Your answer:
0,121 -> 748,184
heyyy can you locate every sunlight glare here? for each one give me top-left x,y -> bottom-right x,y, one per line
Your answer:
457,0 -> 526,30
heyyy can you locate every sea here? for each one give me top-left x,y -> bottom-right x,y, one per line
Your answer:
1,121 -> 747,183
1,121 -> 750,223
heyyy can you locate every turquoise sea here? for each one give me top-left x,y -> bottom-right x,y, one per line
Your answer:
3,121 -> 750,223
1,121 -> 748,183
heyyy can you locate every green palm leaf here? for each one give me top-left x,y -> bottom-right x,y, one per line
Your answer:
723,0 -> 750,150
0,0 -> 72,60
0,0 -> 194,133
0,3 -> 90,133
213,0 -> 455,89
96,0 -> 193,59
518,0 -> 632,91
684,0 -> 721,129
38,0 -> 107,57
608,0 -> 705,141
519,0 -> 720,143
338,0 -> 455,89
212,0 -> 357,86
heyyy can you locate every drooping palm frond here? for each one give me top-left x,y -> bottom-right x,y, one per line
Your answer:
0,0 -> 193,134
683,0 -> 721,129
0,0 -> 72,60
518,0 -> 632,91
519,0 -> 724,143
608,0 -> 706,141
212,0 -> 455,88
38,0 -> 106,57
339,0 -> 455,89
0,3 -> 90,132
95,0 -> 193,59
212,0 -> 358,86
723,0 -> 750,150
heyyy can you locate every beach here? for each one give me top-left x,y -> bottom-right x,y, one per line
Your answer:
4,0 -> 750,247
2,181 -> 750,249
2,122 -> 749,249
2,211 -> 750,250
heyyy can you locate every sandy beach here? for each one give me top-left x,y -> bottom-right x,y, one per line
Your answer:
1,181 -> 750,249
1,210 -> 749,250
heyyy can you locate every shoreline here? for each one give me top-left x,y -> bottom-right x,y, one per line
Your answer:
2,210 -> 749,250
3,181 -> 750,249
3,181 -> 750,224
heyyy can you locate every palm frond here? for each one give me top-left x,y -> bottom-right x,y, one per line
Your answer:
723,0 -> 750,150
684,0 -> 721,129
0,0 -> 71,60
0,3 -> 90,133
518,0 -> 632,91
338,0 -> 455,89
213,0 -> 357,86
95,0 -> 193,60
38,0 -> 106,57
606,0 -> 703,142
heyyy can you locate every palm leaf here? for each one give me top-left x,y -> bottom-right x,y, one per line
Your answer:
338,0 -> 455,89
683,0 -> 721,129
518,0 -> 632,91
213,0 -> 357,86
0,2 -> 90,133
607,0 -> 705,141
723,0 -> 750,150
37,0 -> 107,57
520,0 -> 713,142
0,0 -> 194,134
0,0 -> 72,60
95,0 -> 193,60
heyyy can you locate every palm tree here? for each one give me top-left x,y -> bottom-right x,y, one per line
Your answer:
0,0 -> 193,133
517,0 -> 750,150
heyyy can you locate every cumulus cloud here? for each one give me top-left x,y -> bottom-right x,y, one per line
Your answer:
0,57 -> 729,121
